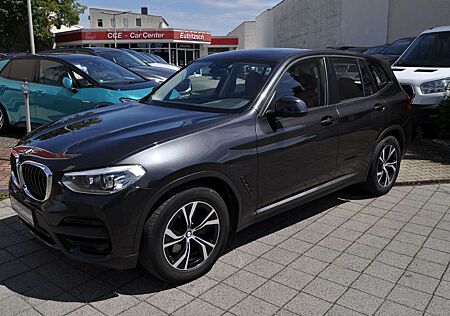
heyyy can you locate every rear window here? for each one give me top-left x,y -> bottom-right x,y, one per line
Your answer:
4,59 -> 36,82
368,62 -> 390,90
359,60 -> 377,96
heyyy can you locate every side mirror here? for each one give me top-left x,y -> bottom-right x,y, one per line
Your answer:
62,76 -> 74,91
273,96 -> 308,117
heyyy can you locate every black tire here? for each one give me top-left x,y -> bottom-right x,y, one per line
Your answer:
140,187 -> 229,284
0,104 -> 9,134
364,136 -> 401,196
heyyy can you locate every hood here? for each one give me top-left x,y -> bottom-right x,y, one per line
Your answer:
19,102 -> 231,169
130,66 -> 176,80
101,80 -> 157,92
392,67 -> 450,85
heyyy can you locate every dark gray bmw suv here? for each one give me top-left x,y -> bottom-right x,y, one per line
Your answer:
9,49 -> 412,283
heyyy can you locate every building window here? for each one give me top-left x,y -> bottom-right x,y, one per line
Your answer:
97,19 -> 103,27
111,18 -> 116,27
136,18 -> 142,27
123,18 -> 129,27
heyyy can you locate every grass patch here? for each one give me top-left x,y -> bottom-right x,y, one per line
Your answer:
0,192 -> 9,201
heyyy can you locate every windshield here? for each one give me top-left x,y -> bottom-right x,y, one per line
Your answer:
69,57 -> 145,85
97,50 -> 147,68
151,54 -> 168,64
381,38 -> 414,55
396,32 -> 450,67
145,60 -> 274,112
126,50 -> 155,64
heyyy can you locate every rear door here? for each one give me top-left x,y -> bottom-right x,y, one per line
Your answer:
256,57 -> 339,208
0,59 -> 38,125
33,58 -> 86,124
330,57 -> 389,178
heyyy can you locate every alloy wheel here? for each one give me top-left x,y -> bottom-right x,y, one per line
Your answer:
376,144 -> 398,188
162,201 -> 220,271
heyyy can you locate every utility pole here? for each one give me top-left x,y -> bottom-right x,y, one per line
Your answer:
100,11 -> 131,48
26,0 -> 35,54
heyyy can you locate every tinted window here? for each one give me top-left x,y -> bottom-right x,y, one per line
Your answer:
0,61 -> 12,77
369,62 -> 390,90
396,32 -> 450,67
8,59 -> 36,81
97,50 -> 146,68
381,38 -> 413,55
275,58 -> 326,108
149,60 -> 274,112
359,60 -> 377,96
331,57 -> 363,102
38,60 -> 68,86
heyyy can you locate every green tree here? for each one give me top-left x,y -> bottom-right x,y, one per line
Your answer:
0,0 -> 86,52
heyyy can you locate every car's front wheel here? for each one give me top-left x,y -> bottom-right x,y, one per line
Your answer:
364,136 -> 401,196
140,186 -> 229,284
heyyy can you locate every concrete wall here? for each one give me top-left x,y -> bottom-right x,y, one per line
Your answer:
89,8 -> 168,29
341,0 -> 389,46
268,0 -> 343,49
255,9 -> 274,48
228,21 -> 257,49
387,0 -> 450,42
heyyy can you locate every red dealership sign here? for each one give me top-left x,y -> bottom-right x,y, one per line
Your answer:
55,29 -> 212,43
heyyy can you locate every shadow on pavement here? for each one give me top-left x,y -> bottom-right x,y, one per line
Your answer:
0,186 -> 372,304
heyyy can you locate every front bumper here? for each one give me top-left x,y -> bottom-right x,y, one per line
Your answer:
9,180 -> 155,269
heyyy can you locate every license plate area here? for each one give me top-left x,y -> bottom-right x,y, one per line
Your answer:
11,196 -> 35,227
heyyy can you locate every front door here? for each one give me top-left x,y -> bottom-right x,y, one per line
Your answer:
33,59 -> 85,124
256,57 -> 339,208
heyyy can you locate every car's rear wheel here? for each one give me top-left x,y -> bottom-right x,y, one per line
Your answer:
140,187 -> 229,284
364,136 -> 401,196
0,105 -> 9,133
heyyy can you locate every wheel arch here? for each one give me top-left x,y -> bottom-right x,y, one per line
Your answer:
133,171 -> 242,253
377,125 -> 405,155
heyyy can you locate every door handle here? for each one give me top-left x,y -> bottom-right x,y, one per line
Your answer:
320,116 -> 336,126
374,103 -> 386,111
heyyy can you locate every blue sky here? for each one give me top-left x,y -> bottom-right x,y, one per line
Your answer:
78,0 -> 279,35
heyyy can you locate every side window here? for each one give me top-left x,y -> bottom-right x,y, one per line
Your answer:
8,59 -> 36,82
369,62 -> 390,90
359,60 -> 377,96
72,71 -> 92,88
38,60 -> 68,86
331,57 -> 363,102
275,58 -> 326,108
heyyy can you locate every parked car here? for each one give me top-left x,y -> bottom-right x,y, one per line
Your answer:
364,44 -> 389,55
0,54 -> 156,131
393,26 -> 450,125
122,49 -> 180,71
373,37 -> 415,64
41,47 -> 177,83
9,49 -> 412,284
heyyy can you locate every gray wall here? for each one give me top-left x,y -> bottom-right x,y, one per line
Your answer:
257,0 -> 343,49
250,0 -> 450,50
228,21 -> 257,49
388,0 -> 450,42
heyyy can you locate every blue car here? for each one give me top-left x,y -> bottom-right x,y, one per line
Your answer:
0,54 -> 156,132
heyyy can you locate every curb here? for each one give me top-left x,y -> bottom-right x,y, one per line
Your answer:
396,179 -> 450,186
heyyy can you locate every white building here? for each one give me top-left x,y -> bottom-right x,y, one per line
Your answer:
228,21 -> 257,50
235,0 -> 450,49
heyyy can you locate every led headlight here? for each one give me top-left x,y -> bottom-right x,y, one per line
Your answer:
61,165 -> 146,195
420,78 -> 450,94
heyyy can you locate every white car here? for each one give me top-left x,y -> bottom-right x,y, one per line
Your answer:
392,26 -> 450,125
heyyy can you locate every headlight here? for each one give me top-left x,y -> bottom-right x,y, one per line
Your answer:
119,97 -> 139,103
420,78 -> 450,94
61,165 -> 146,195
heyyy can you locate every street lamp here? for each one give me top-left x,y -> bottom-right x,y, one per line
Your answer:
26,0 -> 35,54
100,11 -> 131,48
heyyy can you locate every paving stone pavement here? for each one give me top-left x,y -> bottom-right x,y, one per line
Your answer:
0,184 -> 450,315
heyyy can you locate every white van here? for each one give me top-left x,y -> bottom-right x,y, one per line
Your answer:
392,26 -> 450,125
